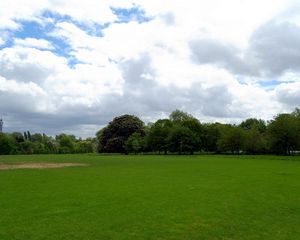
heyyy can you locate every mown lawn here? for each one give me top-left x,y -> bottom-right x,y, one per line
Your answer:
0,154 -> 300,240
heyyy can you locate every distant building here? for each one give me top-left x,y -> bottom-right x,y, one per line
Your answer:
0,118 -> 3,133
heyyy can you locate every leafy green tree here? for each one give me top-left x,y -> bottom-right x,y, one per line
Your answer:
292,108 -> 300,118
243,128 -> 267,154
75,140 -> 94,153
31,133 -> 44,143
98,114 -> 145,153
240,118 -> 267,133
239,118 -> 268,154
124,133 -> 144,154
56,134 -> 75,154
218,125 -> 245,154
168,110 -> 203,154
147,119 -> 173,154
32,142 -> 48,154
27,131 -> 32,141
19,141 -> 35,154
169,109 -> 194,123
11,132 -> 25,143
267,113 -> 300,155
0,133 -> 16,155
167,125 -> 198,154
96,128 -> 105,153
42,135 -> 59,154
181,117 -> 203,150
202,123 -> 221,152
23,132 -> 28,141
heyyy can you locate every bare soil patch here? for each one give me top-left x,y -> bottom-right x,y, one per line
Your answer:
0,163 -> 89,170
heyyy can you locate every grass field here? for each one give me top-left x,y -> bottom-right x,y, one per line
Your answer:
0,154 -> 300,240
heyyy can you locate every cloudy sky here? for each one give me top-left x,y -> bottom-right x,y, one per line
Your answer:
0,0 -> 300,137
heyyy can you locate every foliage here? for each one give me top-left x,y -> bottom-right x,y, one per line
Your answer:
240,118 -> 267,133
98,114 -> 145,153
0,133 -> 16,155
202,123 -> 221,152
124,132 -> 144,154
0,131 -> 95,155
147,119 -> 173,154
169,109 -> 194,123
243,128 -> 268,154
267,113 -> 300,155
56,134 -> 76,154
1,108 -> 300,155
167,124 -> 199,154
218,125 -> 245,154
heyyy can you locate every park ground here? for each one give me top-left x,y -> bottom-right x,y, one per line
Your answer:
0,154 -> 300,240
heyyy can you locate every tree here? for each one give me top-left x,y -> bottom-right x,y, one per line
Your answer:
240,118 -> 267,133
239,118 -> 268,154
169,109 -> 194,123
31,133 -> 44,143
124,133 -> 144,154
75,140 -> 94,153
167,125 -> 198,154
0,133 -> 16,155
243,128 -> 267,154
147,119 -> 173,154
19,141 -> 35,154
218,125 -> 245,154
56,134 -> 75,154
168,110 -> 203,154
27,131 -> 32,141
181,117 -> 203,151
11,132 -> 25,143
267,113 -> 300,155
202,123 -> 221,152
292,108 -> 300,118
42,135 -> 59,154
98,114 -> 145,153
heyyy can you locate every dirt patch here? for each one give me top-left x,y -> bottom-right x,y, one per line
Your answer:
0,163 -> 89,170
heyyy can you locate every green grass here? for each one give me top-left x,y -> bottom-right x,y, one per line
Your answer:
1,154 -> 300,240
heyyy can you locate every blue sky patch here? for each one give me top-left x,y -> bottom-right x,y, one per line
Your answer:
112,6 -> 153,23
42,10 -> 109,37
14,20 -> 73,60
1,18 -> 87,67
259,80 -> 294,90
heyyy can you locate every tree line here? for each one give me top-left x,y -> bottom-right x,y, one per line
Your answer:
97,109 -> 300,155
0,132 -> 96,155
0,108 -> 299,155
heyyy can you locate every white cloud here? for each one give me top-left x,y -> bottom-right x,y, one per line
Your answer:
275,81 -> 300,108
0,46 -> 67,83
14,38 -> 54,50
0,76 -> 45,96
0,0 -> 299,136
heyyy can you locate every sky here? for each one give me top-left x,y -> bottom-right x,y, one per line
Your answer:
0,0 -> 300,137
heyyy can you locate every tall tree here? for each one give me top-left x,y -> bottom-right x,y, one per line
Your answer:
98,114 -> 145,153
202,123 -> 221,152
240,118 -> 267,133
147,119 -> 173,154
167,124 -> 199,154
218,125 -> 245,154
243,128 -> 267,154
124,133 -> 144,154
56,134 -> 76,154
0,133 -> 16,155
267,113 -> 300,155
168,110 -> 203,154
169,109 -> 194,123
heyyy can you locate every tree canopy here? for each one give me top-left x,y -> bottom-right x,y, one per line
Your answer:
1,108 -> 300,156
97,114 -> 145,153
